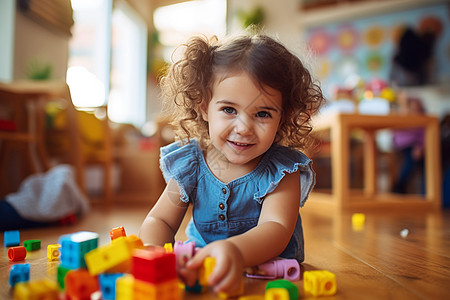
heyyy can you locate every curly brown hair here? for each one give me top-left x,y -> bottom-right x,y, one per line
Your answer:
160,33 -> 324,151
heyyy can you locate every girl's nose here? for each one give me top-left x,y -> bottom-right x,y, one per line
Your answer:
233,114 -> 252,135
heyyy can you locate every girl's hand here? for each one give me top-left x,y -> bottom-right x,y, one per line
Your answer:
186,240 -> 244,294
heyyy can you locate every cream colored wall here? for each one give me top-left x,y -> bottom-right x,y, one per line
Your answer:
13,9 -> 70,80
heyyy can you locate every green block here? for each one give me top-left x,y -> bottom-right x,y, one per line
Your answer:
57,265 -> 71,290
266,279 -> 299,300
23,239 -> 41,251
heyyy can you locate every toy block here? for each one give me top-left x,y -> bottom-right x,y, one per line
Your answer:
303,270 -> 336,297
265,288 -> 290,300
85,235 -> 144,276
23,239 -> 41,251
132,248 -> 177,284
134,278 -> 182,300
13,278 -> 59,300
9,263 -> 30,287
198,257 -> 216,286
8,246 -> 27,262
65,269 -> 99,300
116,275 -> 134,300
266,279 -> 298,300
110,226 -> 126,241
173,241 -> 196,269
4,230 -> 20,247
218,278 -> 244,299
59,231 -> 99,269
246,259 -> 300,281
352,213 -> 365,231
164,243 -> 173,253
47,244 -> 61,261
99,273 -> 124,300
185,280 -> 206,293
238,296 -> 265,300
57,265 -> 71,290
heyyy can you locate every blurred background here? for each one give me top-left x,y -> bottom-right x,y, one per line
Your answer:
0,0 -> 449,208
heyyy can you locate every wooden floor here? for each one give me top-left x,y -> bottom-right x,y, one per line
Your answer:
1,199 -> 450,299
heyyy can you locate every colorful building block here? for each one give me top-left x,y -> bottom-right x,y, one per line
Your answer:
265,279 -> 298,300
110,226 -> 127,240
13,278 -> 59,300
9,263 -> 30,287
198,257 -> 216,286
352,213 -> 365,231
65,269 -> 99,300
303,270 -> 337,297
132,248 -> 177,284
85,235 -> 144,275
57,265 -> 71,290
59,231 -> 99,269
23,239 -> 41,251
134,278 -> 182,300
4,230 -> 20,247
116,275 -> 135,300
8,246 -> 27,262
99,273 -> 125,300
164,243 -> 173,253
47,244 -> 61,261
246,259 -> 300,281
265,288 -> 290,300
173,241 -> 196,269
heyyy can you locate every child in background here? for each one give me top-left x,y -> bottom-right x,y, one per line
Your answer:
139,33 -> 324,293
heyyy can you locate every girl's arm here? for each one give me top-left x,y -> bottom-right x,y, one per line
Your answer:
139,179 -> 189,246
187,171 -> 301,293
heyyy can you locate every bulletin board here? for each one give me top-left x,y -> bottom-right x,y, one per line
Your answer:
306,3 -> 450,98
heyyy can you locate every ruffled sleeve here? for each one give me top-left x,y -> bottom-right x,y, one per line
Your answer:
160,140 -> 200,203
253,145 -> 316,207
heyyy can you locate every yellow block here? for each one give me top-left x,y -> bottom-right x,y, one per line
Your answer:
265,288 -> 290,300
47,244 -> 61,261
303,270 -> 337,297
14,278 -> 59,300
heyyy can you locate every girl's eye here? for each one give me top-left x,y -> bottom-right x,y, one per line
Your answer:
256,111 -> 272,118
222,107 -> 236,114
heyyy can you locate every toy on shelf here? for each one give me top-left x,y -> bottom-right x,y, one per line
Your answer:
4,230 -> 20,247
303,270 -> 337,297
9,263 -> 30,287
246,258 -> 300,281
8,246 -> 27,262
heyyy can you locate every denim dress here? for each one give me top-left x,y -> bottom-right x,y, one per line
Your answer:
160,139 -> 316,262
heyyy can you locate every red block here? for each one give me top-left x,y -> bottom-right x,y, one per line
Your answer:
65,269 -> 99,300
132,248 -> 177,284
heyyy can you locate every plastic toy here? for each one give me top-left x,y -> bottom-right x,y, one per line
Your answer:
352,213 -> 365,231
246,258 -> 300,281
303,270 -> 336,297
133,277 -> 181,300
65,269 -> 99,300
99,273 -> 125,300
9,263 -> 30,287
115,274 -> 134,300
57,265 -> 70,290
23,239 -> 41,251
132,247 -> 177,284
164,242 -> 173,253
4,230 -> 20,247
13,278 -> 59,300
47,244 -> 61,261
110,226 -> 127,240
173,241 -> 196,269
265,288 -> 290,300
59,231 -> 99,269
198,257 -> 216,286
265,279 -> 298,300
85,235 -> 144,275
8,246 -> 27,262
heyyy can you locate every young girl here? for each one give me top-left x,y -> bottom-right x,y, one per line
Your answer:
139,33 -> 324,293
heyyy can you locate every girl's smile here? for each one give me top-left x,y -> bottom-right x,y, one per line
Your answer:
201,72 -> 283,175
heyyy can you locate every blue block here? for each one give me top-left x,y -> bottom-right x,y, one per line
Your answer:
9,263 -> 30,286
4,230 -> 20,247
58,231 -> 99,269
99,273 -> 124,300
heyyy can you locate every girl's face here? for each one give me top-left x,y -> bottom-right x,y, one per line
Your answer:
201,72 -> 282,166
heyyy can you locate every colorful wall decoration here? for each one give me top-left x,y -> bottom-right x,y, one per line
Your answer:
306,3 -> 450,99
